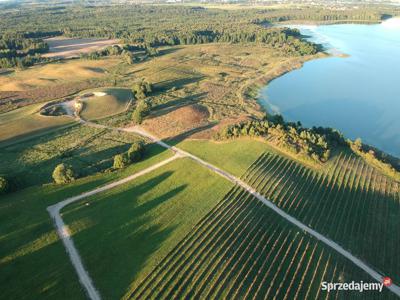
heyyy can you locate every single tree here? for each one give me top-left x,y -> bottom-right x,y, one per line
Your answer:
0,176 -> 8,194
113,154 -> 129,169
128,141 -> 145,162
52,164 -> 75,184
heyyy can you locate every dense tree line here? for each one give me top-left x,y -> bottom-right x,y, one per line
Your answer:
0,5 -> 392,67
0,33 -> 48,68
216,115 -> 346,163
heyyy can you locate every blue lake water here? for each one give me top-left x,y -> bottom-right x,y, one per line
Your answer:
258,21 -> 400,157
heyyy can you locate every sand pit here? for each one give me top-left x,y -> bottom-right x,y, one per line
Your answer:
93,92 -> 107,97
43,37 -> 120,59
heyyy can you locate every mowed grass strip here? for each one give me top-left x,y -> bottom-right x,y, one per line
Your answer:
132,185 -> 395,299
0,144 -> 173,300
61,157 -> 233,299
175,139 -> 269,177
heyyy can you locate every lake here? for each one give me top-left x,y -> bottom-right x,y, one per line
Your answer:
258,19 -> 400,157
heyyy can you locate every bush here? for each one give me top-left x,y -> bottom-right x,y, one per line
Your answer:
0,177 -> 8,194
113,154 -> 129,169
128,141 -> 145,162
52,164 -> 75,184
131,100 -> 151,125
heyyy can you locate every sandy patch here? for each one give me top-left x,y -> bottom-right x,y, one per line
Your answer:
43,37 -> 120,59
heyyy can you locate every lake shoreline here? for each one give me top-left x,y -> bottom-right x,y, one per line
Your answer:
255,23 -> 400,162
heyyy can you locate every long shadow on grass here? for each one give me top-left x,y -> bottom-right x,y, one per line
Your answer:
61,171 -> 188,299
242,151 -> 400,286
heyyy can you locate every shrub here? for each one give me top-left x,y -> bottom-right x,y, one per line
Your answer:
52,164 -> 75,184
113,154 -> 129,169
0,177 -> 8,194
128,141 -> 145,162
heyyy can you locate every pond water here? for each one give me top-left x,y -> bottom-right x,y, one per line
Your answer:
258,19 -> 400,157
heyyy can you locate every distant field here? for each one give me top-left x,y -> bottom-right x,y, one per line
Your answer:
43,37 -> 120,59
0,58 -> 118,92
61,158 -> 233,299
0,144 -> 173,300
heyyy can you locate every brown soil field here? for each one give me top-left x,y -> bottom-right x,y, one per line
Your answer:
43,37 -> 120,59
142,104 -> 210,139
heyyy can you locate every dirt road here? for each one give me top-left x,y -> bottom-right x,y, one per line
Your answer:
49,119 -> 400,299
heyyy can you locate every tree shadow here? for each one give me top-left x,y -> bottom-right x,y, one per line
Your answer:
242,151 -> 400,285
60,172 -> 188,299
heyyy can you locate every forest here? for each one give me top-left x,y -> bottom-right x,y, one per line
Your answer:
0,33 -> 48,68
0,4 -> 395,68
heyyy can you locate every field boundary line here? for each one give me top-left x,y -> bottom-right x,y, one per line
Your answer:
47,153 -> 182,300
123,125 -> 400,298
54,119 -> 400,299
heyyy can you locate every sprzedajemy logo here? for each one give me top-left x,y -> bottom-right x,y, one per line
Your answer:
321,277 -> 392,293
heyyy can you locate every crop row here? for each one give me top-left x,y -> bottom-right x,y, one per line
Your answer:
242,151 -> 400,285
130,184 -> 394,299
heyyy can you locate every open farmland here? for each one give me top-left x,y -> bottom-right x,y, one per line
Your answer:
242,151 -> 400,286
130,184 -> 395,299
43,37 -> 120,59
0,144 -> 173,300
60,158 -> 233,299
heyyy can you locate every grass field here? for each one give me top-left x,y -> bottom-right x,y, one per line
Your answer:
131,184 -> 395,299
0,144 -> 173,300
175,139 -> 269,177
79,87 -> 133,121
242,150 -> 400,286
0,106 -> 75,145
61,158 -> 233,299
0,124 -> 147,189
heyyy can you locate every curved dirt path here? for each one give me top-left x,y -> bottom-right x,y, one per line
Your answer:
47,154 -> 182,300
49,118 -> 400,299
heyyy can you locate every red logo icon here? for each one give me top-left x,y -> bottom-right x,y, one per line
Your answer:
383,277 -> 392,287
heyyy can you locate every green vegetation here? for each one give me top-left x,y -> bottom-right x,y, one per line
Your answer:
0,176 -> 8,194
350,138 -> 400,181
216,115 -> 346,163
52,163 -> 75,184
0,125 -> 145,189
0,105 -> 75,145
113,154 -> 130,169
175,139 -> 269,177
79,88 -> 133,121
61,158 -> 233,299
0,33 -> 49,68
128,141 -> 145,162
241,150 -> 400,286
131,184 -> 393,299
0,144 -> 172,300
